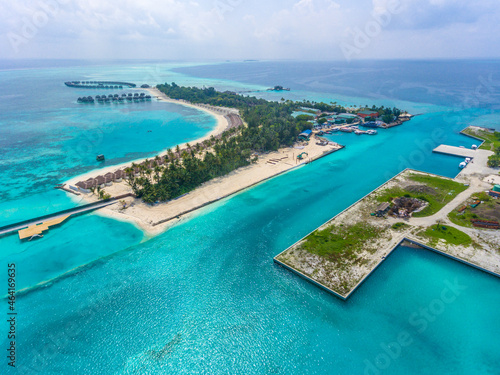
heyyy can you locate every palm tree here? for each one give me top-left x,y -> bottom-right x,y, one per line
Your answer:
154,166 -> 162,183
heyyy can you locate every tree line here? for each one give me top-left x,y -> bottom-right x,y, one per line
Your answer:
125,83 -> 405,203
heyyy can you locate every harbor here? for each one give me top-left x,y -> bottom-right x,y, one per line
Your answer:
432,144 -> 495,175
274,168 -> 500,299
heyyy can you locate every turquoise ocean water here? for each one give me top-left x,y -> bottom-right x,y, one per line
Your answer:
0,60 -> 499,374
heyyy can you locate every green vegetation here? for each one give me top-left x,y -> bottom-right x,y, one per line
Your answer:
419,224 -> 472,247
463,128 -> 500,151
301,222 -> 384,264
448,192 -> 499,228
391,222 -> 409,230
376,174 -> 468,217
295,114 -> 314,122
462,128 -> 500,167
128,83 -> 406,204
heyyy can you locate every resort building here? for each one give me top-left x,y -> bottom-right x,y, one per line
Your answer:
357,109 -> 379,119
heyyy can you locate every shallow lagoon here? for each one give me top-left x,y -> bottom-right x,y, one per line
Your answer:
1,60 -> 499,374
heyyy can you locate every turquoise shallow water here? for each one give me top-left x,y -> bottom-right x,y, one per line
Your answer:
0,60 -> 499,374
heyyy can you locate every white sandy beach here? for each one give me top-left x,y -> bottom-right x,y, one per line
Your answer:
64,88 -> 342,235
66,88 -> 233,189
66,140 -> 342,236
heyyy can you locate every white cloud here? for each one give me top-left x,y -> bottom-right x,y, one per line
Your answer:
0,0 -> 498,60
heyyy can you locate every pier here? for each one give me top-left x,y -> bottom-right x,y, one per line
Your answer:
432,144 -> 495,175
433,144 -> 478,158
0,195 -> 133,240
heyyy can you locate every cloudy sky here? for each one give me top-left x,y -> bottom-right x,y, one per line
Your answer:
1,0 -> 499,60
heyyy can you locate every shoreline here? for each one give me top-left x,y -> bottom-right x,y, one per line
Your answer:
65,87 -> 233,190
274,169 -> 500,299
66,142 -> 344,236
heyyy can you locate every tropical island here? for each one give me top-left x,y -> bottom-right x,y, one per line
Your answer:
64,83 -> 409,234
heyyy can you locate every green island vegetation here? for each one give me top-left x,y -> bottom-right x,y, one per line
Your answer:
127,83 -> 405,203
376,173 -> 468,217
301,222 -> 384,265
448,192 -> 500,228
462,127 -> 500,167
419,224 -> 472,247
391,222 -> 410,230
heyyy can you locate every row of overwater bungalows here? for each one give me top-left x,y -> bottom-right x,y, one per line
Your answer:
73,156 -> 169,193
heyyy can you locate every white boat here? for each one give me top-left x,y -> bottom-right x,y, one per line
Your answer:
366,130 -> 377,135
459,161 -> 467,168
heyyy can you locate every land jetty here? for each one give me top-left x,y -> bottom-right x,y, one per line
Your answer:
0,194 -> 134,240
274,168 -> 500,300
64,81 -> 136,89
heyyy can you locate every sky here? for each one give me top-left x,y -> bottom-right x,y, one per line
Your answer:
1,0 -> 499,61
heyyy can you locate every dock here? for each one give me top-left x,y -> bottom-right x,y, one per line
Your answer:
433,145 -> 478,158
18,215 -> 70,239
432,144 -> 495,175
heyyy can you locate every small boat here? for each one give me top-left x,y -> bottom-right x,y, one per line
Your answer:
96,154 -> 105,161
459,161 -> 467,168
366,130 -> 377,135
331,127 -> 340,132
354,130 -> 363,135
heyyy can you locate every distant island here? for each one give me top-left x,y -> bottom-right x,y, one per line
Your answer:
267,85 -> 290,91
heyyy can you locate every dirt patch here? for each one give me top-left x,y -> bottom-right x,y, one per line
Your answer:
405,184 -> 438,196
472,204 -> 500,221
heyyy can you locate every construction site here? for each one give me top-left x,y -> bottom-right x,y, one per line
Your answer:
274,169 -> 500,299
